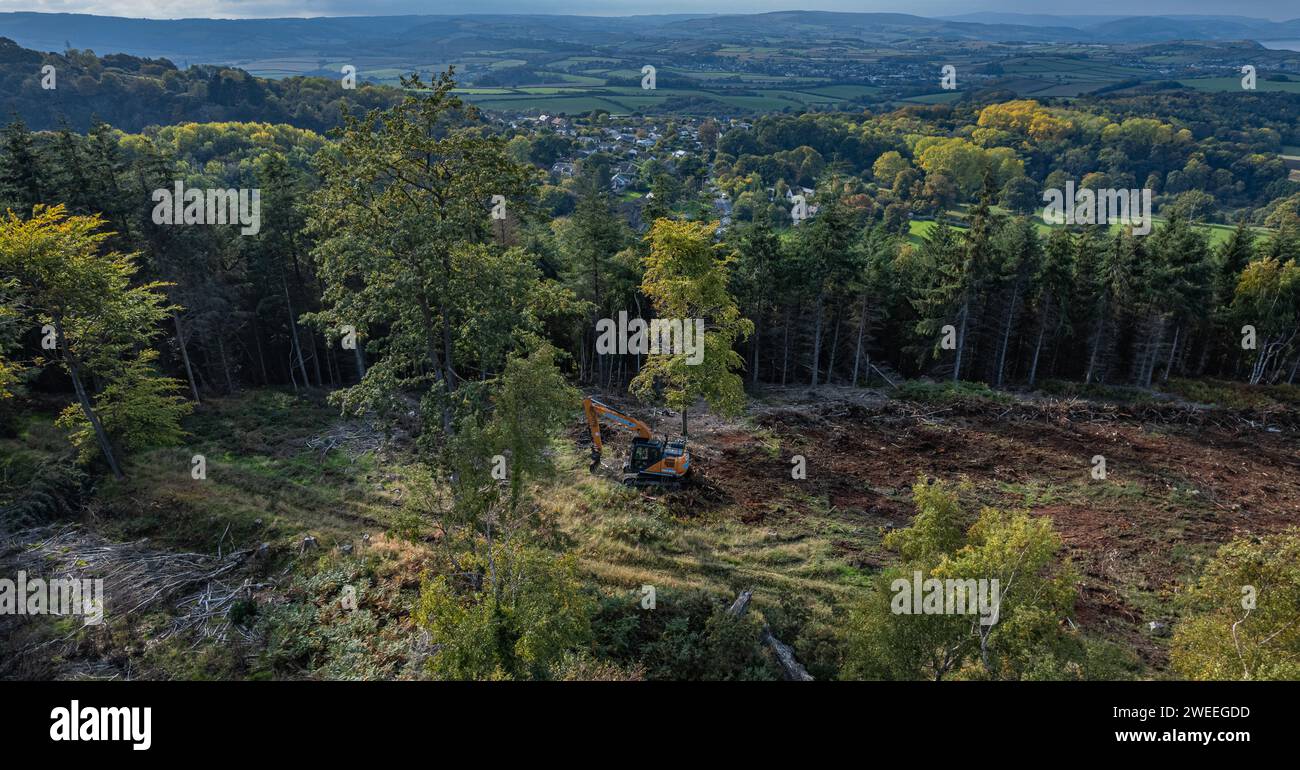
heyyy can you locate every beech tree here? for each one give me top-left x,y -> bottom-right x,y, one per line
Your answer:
0,205 -> 188,478
1231,256 -> 1300,384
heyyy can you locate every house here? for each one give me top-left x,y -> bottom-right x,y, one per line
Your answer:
550,161 -> 576,177
611,173 -> 635,192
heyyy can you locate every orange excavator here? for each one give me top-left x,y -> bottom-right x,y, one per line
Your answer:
583,396 -> 692,489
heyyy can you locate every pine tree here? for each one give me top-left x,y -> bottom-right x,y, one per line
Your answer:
731,220 -> 781,385
0,118 -> 44,212
1027,226 -> 1075,386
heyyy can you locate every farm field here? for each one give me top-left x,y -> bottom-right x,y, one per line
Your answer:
906,216 -> 1266,247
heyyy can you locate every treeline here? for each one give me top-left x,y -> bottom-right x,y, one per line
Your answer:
3,96 -> 1298,433
0,37 -> 398,133
714,97 -> 1300,222
727,177 -> 1300,390
0,116 -> 347,409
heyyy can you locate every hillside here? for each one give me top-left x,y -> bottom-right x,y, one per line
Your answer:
0,37 -> 399,133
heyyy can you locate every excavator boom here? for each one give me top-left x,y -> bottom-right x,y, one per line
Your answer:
582,396 -> 691,489
584,397 -> 652,452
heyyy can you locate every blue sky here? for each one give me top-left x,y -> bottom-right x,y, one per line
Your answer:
1,1 -> 1296,21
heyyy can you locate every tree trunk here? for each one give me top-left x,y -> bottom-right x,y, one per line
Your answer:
994,289 -> 1019,389
283,274 -> 310,389
726,590 -> 813,680
173,313 -> 201,404
1085,299 -> 1108,385
781,307 -> 791,386
252,316 -> 269,386
826,310 -> 840,386
810,289 -> 824,387
217,333 -> 235,393
1028,300 -> 1048,388
57,319 -> 123,480
953,294 -> 969,382
1142,316 -> 1166,388
308,330 -> 323,387
751,311 -> 761,386
1162,324 -> 1181,383
852,293 -> 868,387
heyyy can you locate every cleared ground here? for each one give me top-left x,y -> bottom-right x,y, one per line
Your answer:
3,381 -> 1297,678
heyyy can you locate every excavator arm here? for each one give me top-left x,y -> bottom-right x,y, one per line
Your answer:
581,396 -> 691,487
584,397 -> 652,455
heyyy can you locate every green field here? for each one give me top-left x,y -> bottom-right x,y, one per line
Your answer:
1178,77 -> 1300,93
907,217 -> 1268,247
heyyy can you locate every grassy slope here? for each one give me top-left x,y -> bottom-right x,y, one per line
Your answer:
6,379 -> 1298,679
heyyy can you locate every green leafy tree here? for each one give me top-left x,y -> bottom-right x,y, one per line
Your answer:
630,219 -> 753,436
1172,529 -> 1300,680
415,540 -> 594,680
486,342 -> 580,515
55,349 -> 191,464
1231,256 -> 1300,384
307,70 -> 539,436
0,205 -> 187,478
842,478 -> 1080,680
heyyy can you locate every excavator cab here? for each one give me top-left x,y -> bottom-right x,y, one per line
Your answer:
584,397 -> 691,489
627,439 -> 662,473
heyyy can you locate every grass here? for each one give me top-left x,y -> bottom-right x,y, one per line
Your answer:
1163,378 -> 1300,410
94,390 -> 407,551
536,443 -> 868,610
893,379 -> 1014,405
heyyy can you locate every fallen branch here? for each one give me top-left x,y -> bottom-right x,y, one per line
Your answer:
727,590 -> 814,681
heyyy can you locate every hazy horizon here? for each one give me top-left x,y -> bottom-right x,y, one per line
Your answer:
1,1 -> 1296,22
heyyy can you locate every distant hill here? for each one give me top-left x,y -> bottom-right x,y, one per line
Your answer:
944,12 -> 1300,41
0,38 -> 398,133
5,10 -> 1300,73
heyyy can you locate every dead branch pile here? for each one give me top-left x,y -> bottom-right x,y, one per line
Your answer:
2,524 -> 258,626
167,577 -> 272,642
760,395 -> 1299,434
306,419 -> 386,460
